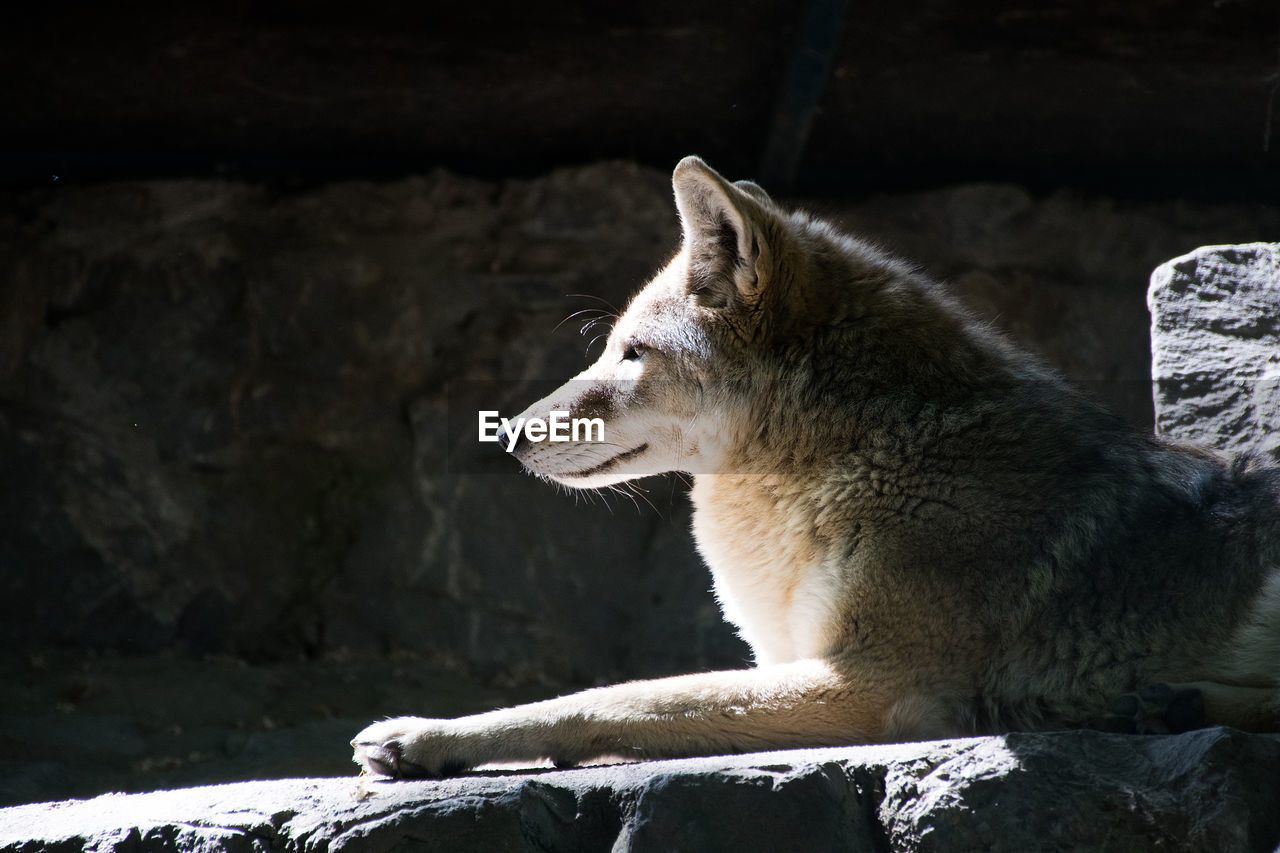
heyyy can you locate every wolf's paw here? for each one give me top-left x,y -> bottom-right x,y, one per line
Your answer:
351,717 -> 469,779
1097,683 -> 1205,734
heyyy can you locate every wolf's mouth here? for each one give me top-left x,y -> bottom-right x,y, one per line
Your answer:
566,443 -> 649,478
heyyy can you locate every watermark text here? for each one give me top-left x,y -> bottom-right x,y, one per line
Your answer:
478,410 -> 605,452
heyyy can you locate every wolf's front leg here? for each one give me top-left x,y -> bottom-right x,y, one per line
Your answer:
351,658 -> 898,777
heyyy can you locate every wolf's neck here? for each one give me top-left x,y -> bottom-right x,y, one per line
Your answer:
688,473 -> 844,663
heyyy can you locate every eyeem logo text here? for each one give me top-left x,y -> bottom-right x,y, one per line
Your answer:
478,411 -> 605,452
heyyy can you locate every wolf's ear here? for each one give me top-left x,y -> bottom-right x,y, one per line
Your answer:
732,180 -> 773,206
673,157 -> 772,309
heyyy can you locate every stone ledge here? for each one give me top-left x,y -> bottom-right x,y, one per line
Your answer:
3,728 -> 1278,852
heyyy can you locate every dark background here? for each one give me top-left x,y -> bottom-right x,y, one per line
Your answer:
6,0 -> 1280,194
2,0 -> 1279,805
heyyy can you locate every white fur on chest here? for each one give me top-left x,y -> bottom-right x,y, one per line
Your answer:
690,476 -> 843,665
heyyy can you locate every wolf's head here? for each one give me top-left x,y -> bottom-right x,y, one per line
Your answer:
503,156 -> 989,488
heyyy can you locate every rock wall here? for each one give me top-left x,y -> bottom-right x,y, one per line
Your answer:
3,164 -> 1279,685
1149,243 -> 1280,462
3,187 -> 1280,845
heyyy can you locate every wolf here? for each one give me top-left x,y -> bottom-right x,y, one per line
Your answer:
352,157 -> 1280,778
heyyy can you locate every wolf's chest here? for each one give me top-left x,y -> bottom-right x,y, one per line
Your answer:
690,477 -> 843,665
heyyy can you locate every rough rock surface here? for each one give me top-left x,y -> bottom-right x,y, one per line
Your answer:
1149,243 -> 1280,462
3,729 -> 1279,853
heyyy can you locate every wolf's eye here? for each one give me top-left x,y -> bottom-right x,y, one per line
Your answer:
621,342 -> 647,362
